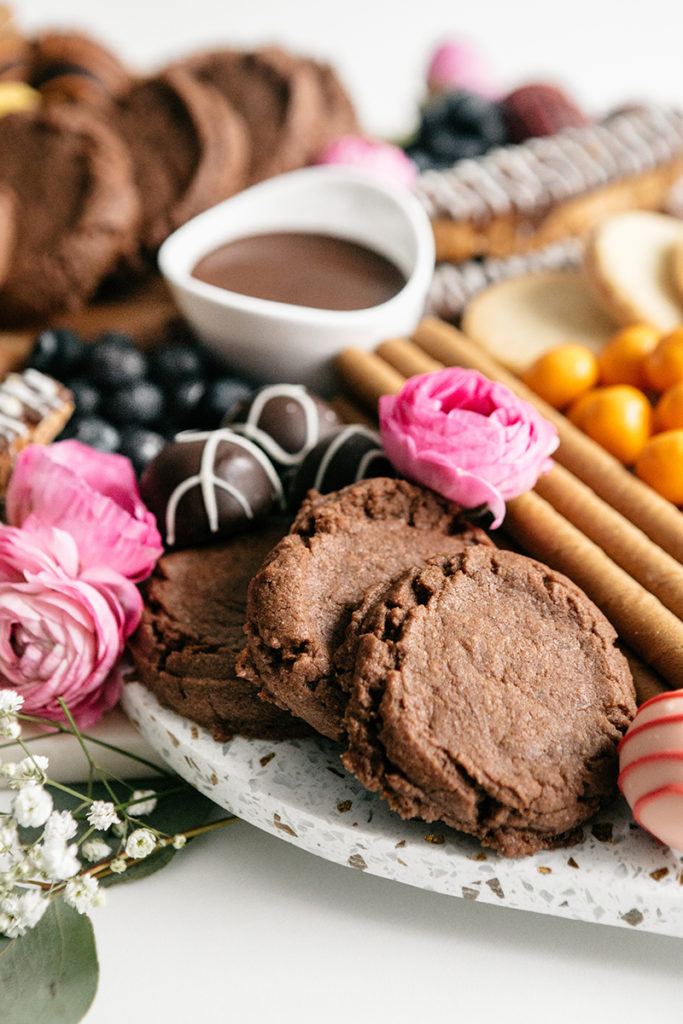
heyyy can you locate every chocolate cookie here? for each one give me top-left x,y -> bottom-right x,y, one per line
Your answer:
342,546 -> 636,857
29,29 -> 133,108
0,104 -> 140,324
177,46 -> 333,183
236,477 -> 491,741
0,182 -> 15,288
114,67 -> 249,255
128,522 -> 310,742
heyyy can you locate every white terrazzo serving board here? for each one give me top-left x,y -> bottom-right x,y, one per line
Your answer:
121,681 -> 683,939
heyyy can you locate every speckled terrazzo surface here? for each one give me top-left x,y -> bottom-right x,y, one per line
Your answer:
122,681 -> 683,938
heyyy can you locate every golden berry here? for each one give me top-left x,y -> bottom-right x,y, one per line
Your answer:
521,344 -> 599,409
635,430 -> 683,504
597,323 -> 661,388
567,385 -> 652,464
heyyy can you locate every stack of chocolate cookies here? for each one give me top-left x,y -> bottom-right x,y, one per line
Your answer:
129,421 -> 636,857
0,28 -> 360,324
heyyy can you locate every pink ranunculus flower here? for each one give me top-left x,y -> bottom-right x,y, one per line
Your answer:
315,135 -> 419,189
0,524 -> 136,726
379,367 -> 559,528
6,441 -> 163,582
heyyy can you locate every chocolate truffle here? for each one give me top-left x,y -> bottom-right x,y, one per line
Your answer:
139,428 -> 284,548
225,384 -> 342,471
288,423 -> 396,509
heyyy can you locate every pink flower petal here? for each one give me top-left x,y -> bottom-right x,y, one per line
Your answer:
379,367 -> 558,527
7,443 -> 162,581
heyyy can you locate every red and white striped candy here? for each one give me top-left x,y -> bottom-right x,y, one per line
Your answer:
618,690 -> 683,850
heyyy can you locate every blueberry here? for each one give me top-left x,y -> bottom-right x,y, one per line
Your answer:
426,128 -> 488,161
105,380 -> 165,426
166,377 -> 208,429
67,416 -> 121,453
66,377 -> 101,418
118,426 -> 167,475
29,328 -> 86,376
418,90 -> 509,162
207,377 -> 253,425
86,334 -> 148,389
148,343 -> 206,384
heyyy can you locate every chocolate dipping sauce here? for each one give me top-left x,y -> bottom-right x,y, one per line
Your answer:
191,231 -> 406,311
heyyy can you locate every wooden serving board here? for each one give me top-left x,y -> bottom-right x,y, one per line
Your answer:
0,275 -> 179,375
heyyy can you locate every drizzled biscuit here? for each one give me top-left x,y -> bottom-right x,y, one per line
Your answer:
416,105 -> 683,263
0,368 -> 73,491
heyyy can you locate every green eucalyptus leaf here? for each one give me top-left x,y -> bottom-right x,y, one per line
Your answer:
0,899 -> 98,1024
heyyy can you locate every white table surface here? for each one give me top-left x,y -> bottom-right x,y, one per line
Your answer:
7,1 -> 683,1019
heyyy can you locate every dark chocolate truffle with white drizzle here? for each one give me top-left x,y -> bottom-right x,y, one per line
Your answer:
224,383 -> 342,471
288,424 -> 396,509
139,428 -> 284,548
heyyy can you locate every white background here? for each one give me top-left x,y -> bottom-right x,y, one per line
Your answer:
7,1 -> 683,1021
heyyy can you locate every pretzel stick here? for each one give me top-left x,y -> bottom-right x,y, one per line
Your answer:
621,649 -> 668,705
534,463 -> 683,620
335,347 -> 404,410
411,317 -> 683,563
503,489 -> 683,687
376,337 -> 443,379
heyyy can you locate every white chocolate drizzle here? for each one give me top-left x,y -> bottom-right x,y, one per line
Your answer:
229,384 -> 330,466
0,368 -> 67,443
310,425 -> 385,492
164,429 -> 285,546
415,105 -> 683,223
425,238 -> 583,319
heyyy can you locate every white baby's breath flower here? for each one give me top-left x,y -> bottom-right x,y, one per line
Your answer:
0,718 -> 20,740
0,888 -> 46,938
0,691 -> 23,717
5,755 -> 49,789
172,834 -> 187,850
63,874 -> 104,914
87,801 -> 120,831
16,888 -> 49,932
34,840 -> 81,882
0,823 -> 20,858
81,839 -> 111,863
125,828 -> 157,860
128,790 -> 157,817
43,809 -> 78,843
109,857 -> 127,874
13,784 -> 53,828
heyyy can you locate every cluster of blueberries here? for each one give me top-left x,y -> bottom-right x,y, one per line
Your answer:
28,324 -> 254,475
405,89 -> 509,171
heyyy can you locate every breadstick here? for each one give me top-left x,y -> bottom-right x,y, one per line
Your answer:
503,489 -> 683,688
412,316 -> 683,563
620,648 -> 668,705
335,347 -> 404,411
375,337 -> 443,379
535,463 -> 683,620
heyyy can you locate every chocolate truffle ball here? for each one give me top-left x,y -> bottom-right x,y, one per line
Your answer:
139,428 -> 284,548
288,424 -> 396,509
224,383 -> 342,470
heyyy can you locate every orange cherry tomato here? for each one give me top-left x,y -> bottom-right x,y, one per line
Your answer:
635,430 -> 683,504
521,343 -> 599,410
567,385 -> 652,464
644,327 -> 683,392
654,381 -> 683,432
597,323 -> 661,388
